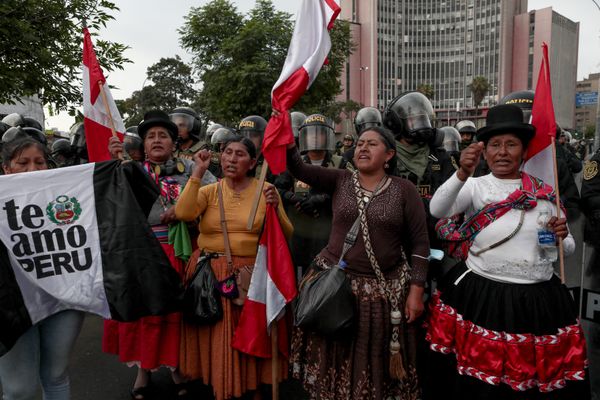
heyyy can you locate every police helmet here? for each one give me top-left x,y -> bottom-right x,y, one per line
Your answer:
2,126 -> 47,145
125,126 -> 138,134
51,138 -> 72,157
22,117 -> 43,131
455,120 -> 477,134
383,91 -> 437,144
169,107 -> 201,141
562,130 -> 573,142
1,113 -> 25,127
438,126 -> 461,153
499,90 -> 534,123
0,122 -> 9,137
354,107 -> 382,134
299,114 -> 335,154
210,127 -> 237,152
290,112 -> 307,139
239,115 -> 267,148
123,129 -> 143,155
206,123 -> 224,143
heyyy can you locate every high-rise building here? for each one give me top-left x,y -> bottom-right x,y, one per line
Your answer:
339,1 -> 579,130
574,74 -> 599,134
339,0 -> 527,120
512,7 -> 579,129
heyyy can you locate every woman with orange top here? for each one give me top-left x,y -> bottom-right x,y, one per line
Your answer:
175,136 -> 292,400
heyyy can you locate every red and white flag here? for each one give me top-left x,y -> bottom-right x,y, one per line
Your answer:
83,27 -> 125,162
523,43 -> 557,188
262,0 -> 341,174
232,205 -> 297,358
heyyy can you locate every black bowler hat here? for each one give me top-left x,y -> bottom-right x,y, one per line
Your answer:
137,110 -> 178,141
476,104 -> 535,145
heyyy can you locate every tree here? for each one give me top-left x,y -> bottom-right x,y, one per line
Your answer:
322,99 -> 362,124
416,84 -> 434,99
0,0 -> 130,111
584,124 -> 596,140
179,0 -> 353,125
116,56 -> 198,126
468,76 -> 490,113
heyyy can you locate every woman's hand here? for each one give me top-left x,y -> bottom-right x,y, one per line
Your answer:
457,142 -> 484,181
547,216 -> 569,241
108,136 -> 124,160
263,184 -> 279,207
160,206 -> 178,225
405,284 -> 425,324
191,149 -> 211,179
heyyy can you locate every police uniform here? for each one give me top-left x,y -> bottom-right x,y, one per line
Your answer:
582,150 -> 600,245
277,153 -> 342,275
174,141 -> 204,161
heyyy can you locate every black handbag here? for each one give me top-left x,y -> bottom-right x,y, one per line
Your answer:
294,263 -> 354,336
294,172 -> 389,336
182,253 -> 223,325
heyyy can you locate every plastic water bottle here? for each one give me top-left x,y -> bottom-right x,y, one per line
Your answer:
537,211 -> 558,263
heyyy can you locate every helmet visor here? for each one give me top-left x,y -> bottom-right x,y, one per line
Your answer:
299,126 -> 335,153
169,113 -> 195,133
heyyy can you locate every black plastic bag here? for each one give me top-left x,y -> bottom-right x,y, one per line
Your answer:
294,265 -> 354,336
182,254 -> 223,325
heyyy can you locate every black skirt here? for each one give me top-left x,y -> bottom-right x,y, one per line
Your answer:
424,262 -> 590,400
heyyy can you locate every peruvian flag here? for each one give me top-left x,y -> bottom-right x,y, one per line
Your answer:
523,43 -> 557,188
261,0 -> 341,174
83,27 -> 125,162
231,205 -> 297,358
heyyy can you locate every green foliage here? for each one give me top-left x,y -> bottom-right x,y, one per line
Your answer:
468,76 -> 490,110
116,56 -> 198,126
584,124 -> 596,139
179,0 -> 353,125
323,99 -> 362,124
416,84 -> 434,99
0,0 -> 130,111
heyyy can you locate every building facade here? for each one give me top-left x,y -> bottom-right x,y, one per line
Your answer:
575,73 -> 599,135
339,1 -> 579,130
512,7 -> 579,129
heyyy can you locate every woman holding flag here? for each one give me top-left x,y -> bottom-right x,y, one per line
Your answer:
426,104 -> 589,399
0,137 -> 85,400
174,136 -> 292,400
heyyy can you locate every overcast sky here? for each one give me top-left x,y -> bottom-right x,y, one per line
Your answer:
45,0 -> 600,130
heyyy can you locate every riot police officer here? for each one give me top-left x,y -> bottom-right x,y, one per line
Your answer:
170,107 -> 203,160
123,126 -> 144,162
455,119 -> 476,150
343,107 -> 384,168
51,139 -> 75,167
69,122 -> 88,164
438,126 -> 461,171
383,91 -> 453,197
277,114 -> 342,276
290,111 -> 307,147
205,123 -> 223,149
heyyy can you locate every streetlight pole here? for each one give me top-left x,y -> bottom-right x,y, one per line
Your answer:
360,66 -> 369,106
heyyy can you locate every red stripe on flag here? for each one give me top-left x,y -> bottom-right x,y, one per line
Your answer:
262,68 -> 309,174
264,205 -> 297,302
526,43 -> 555,161
324,0 -> 341,29
84,118 -> 123,162
83,27 -> 106,105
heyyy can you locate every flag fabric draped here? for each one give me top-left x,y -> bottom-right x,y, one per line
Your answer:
83,27 -> 125,162
0,161 -> 182,356
232,205 -> 297,358
523,42 -> 557,188
261,0 -> 341,174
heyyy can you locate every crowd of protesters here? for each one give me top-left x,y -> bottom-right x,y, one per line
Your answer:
0,86 -> 597,400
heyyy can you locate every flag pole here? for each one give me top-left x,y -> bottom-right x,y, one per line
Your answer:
98,81 -> 123,160
551,136 -> 566,283
247,160 -> 269,230
271,324 -> 279,399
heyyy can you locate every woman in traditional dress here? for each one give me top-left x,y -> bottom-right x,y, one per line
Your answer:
103,110 -> 215,399
288,126 -> 430,400
175,136 -> 292,400
0,137 -> 85,400
426,104 -> 589,399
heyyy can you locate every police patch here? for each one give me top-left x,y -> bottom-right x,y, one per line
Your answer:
584,161 -> 598,181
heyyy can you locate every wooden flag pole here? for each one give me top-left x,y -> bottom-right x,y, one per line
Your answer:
98,81 -> 123,160
271,325 -> 279,400
247,160 -> 269,230
550,136 -> 566,283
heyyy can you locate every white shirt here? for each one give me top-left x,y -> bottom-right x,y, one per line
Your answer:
430,172 -> 575,283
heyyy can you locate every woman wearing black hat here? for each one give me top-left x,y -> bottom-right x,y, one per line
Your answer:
425,104 -> 589,399
103,110 -> 216,399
